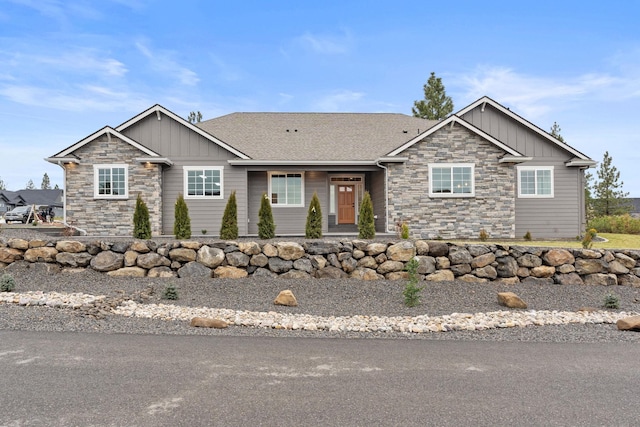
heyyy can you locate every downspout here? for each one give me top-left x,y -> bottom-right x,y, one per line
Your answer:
375,160 -> 392,233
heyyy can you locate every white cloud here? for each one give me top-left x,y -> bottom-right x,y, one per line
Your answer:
292,29 -> 354,55
312,90 -> 365,111
135,40 -> 200,86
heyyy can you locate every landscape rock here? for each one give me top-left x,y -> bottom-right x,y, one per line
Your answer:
428,241 -> 449,257
90,251 -> 124,272
616,315 -> 640,331
137,252 -> 171,269
226,251 -> 250,267
276,242 -> 305,260
583,273 -> 617,286
130,241 -> 151,253
448,247 -> 473,265
250,253 -> 269,268
55,240 -> 87,253
196,246 -> 225,268
56,252 -> 93,268
543,249 -> 574,266
238,241 -> 261,255
274,290 -> 298,306
471,253 -> 495,269
24,247 -> 58,263
268,257 -> 293,273
386,241 -> 416,262
316,266 -> 348,279
377,260 -> 404,274
147,266 -> 176,278
107,267 -> 147,277
178,261 -> 211,278
169,248 -> 197,262
190,317 -> 228,328
213,265 -> 248,279
0,248 -> 23,263
497,292 -> 527,309
425,270 -> 454,282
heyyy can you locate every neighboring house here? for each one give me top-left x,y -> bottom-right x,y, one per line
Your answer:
0,189 -> 63,217
45,96 -> 595,238
626,198 -> 640,218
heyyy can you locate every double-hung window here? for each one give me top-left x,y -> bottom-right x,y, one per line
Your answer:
428,163 -> 474,197
94,164 -> 127,199
517,166 -> 553,198
184,166 -> 223,199
269,172 -> 304,206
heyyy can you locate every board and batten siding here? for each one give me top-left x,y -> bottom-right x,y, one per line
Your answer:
461,104 -> 587,238
247,170 -> 329,235
121,113 -> 248,236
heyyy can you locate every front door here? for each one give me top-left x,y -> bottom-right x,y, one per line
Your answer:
338,185 -> 355,224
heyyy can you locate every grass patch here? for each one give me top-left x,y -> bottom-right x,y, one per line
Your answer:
451,233 -> 640,249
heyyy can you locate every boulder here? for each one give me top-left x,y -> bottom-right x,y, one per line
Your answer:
618,274 -> 640,287
293,258 -> 314,273
474,265 -> 497,279
377,260 -> 404,274
190,317 -> 228,328
137,252 -> 171,269
250,253 -> 269,268
616,315 -> 640,331
274,289 -> 298,306
436,256 -> 450,270
226,252 -> 250,267
280,270 -> 311,279
386,241 -> 416,262
449,247 -> 473,265
24,247 -> 58,263
0,248 -> 24,263
554,272 -> 584,286
213,265 -> 248,279
415,256 -> 436,275
357,256 -> 378,269
341,257 -> 358,273
352,249 -> 365,259
450,263 -> 472,276
365,242 -> 388,256
309,254 -> 328,269
303,241 -> 340,255
496,256 -> 518,278
90,251 -> 124,272
169,248 -> 197,262
517,254 -> 542,268
415,240 -> 429,255
556,264 -> 575,274
316,266 -> 348,279
239,241 -> 261,255
276,242 -> 305,260
107,267 -> 146,277
147,267 -> 176,278
497,292 -> 527,309
471,253 -> 495,269
428,241 -> 449,257
180,241 -> 202,250
268,257 -> 293,273
56,252 -> 93,268
262,243 -> 278,257
7,238 -> 29,250
178,261 -> 211,278
196,246 -> 225,268
425,270 -> 455,282
385,271 -> 409,280
326,253 -> 341,268
130,241 -> 151,253
252,267 -> 278,278
615,253 -> 636,269
124,250 -> 138,267
583,273 -> 617,286
530,265 -> 556,278
110,241 -> 130,254
28,240 -> 47,248
543,249 -> 575,266
607,260 -> 629,275
350,268 -> 383,280
55,240 -> 87,253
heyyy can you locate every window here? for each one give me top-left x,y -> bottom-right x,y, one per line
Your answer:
428,164 -> 474,197
518,166 -> 554,197
269,172 -> 304,206
94,164 -> 127,198
184,166 -> 223,199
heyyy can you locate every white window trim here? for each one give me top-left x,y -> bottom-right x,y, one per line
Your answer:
517,166 -> 554,198
268,171 -> 305,207
93,164 -> 128,199
183,166 -> 224,199
428,163 -> 475,198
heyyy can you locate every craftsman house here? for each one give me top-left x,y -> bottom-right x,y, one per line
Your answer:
46,96 -> 595,238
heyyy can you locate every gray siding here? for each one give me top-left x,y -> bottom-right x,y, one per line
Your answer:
462,104 -> 586,238
121,113 -> 248,236
247,170 -> 329,235
368,170 -> 387,232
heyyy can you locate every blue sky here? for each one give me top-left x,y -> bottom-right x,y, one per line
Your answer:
1,0 -> 639,195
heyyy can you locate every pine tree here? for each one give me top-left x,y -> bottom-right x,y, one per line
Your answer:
550,121 -> 565,142
41,173 -> 51,189
173,193 -> 192,239
219,191 -> 239,239
305,191 -> 322,238
0,177 -> 6,190
257,192 -> 276,239
357,191 -> 375,239
133,193 -> 151,239
592,151 -> 631,216
412,72 -> 454,120
187,111 -> 202,123
25,179 -> 35,190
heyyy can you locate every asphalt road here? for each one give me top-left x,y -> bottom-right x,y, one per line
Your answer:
1,331 -> 638,427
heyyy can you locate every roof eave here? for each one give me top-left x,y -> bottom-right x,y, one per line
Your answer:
134,157 -> 174,166
45,157 -> 80,165
227,160 -> 378,166
499,156 -> 533,164
565,159 -> 597,167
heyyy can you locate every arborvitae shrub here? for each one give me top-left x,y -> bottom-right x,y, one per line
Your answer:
403,258 -> 423,307
305,192 -> 322,238
523,231 -> 532,241
219,191 -> 239,239
358,191 -> 375,239
133,193 -> 151,239
0,273 -> 16,292
173,193 -> 191,239
258,192 -> 276,239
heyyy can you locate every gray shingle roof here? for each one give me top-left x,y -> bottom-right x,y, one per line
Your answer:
196,113 -> 438,161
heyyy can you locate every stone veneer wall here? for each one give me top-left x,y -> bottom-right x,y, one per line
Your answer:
1,237 -> 639,287
387,125 -> 516,240
65,135 -> 162,236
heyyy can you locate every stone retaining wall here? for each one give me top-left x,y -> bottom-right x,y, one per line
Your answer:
1,238 -> 640,286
